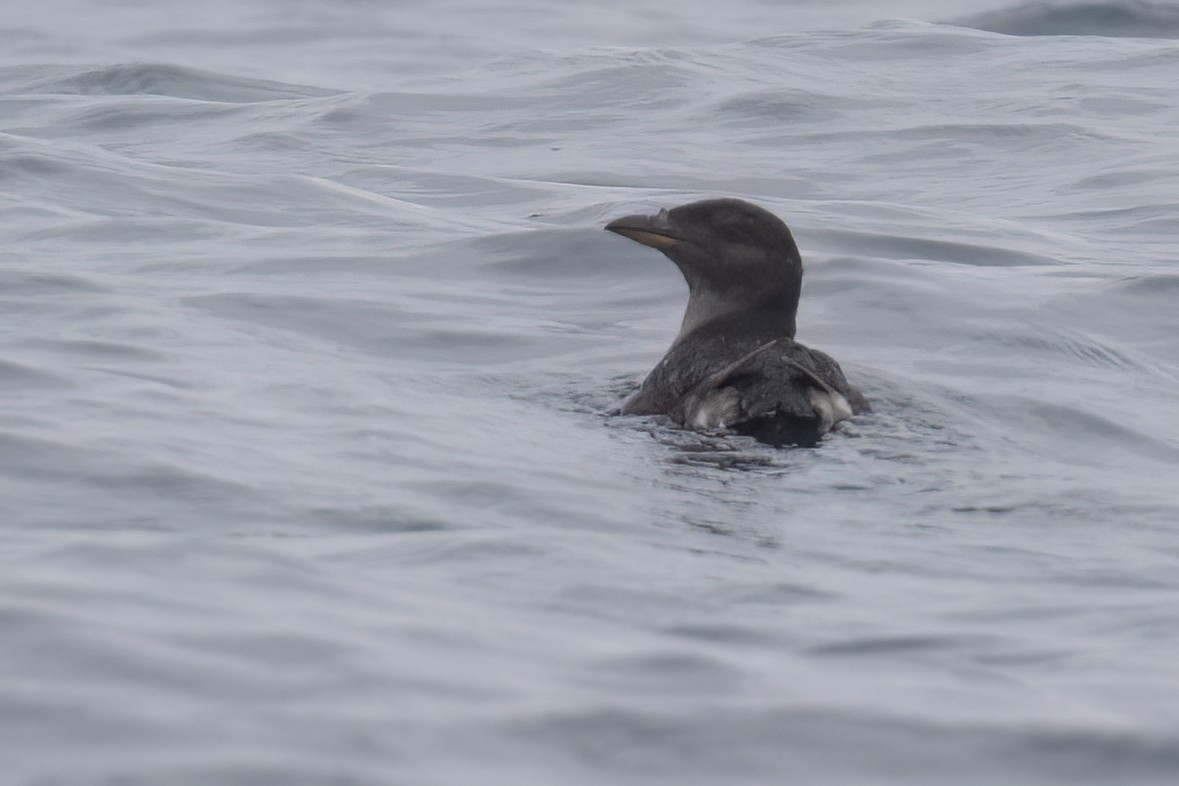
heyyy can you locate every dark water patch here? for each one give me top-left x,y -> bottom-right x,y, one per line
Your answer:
233,130 -> 315,154
751,26 -> 994,58
1109,272 -> 1179,295
0,431 -> 262,506
808,228 -> 1062,267
0,28 -> 48,47
713,89 -> 846,127
581,650 -> 745,694
88,459 -> 264,505
20,217 -> 231,244
728,581 -> 841,606
953,1 -> 1179,38
0,150 -> 71,178
902,122 -> 1102,148
662,622 -> 784,646
364,90 -> 525,115
1072,168 -> 1179,189
620,418 -> 794,469
806,377 -> 1004,500
952,486 -> 1179,529
81,366 -> 200,391
985,326 -> 1145,371
513,706 -> 1179,784
308,506 -> 452,534
512,373 -> 637,422
0,359 -> 70,390
1076,95 -> 1172,115
67,99 -> 240,132
951,505 -> 1021,514
0,270 -> 109,295
46,766 -> 387,786
1110,215 -> 1179,234
668,447 -> 783,470
8,63 -> 339,102
809,633 -> 994,658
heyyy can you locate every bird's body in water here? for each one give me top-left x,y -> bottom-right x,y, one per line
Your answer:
605,198 -> 868,446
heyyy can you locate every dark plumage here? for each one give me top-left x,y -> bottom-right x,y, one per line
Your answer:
605,198 -> 868,446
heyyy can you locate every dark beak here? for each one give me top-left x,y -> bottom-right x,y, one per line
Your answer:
605,208 -> 681,250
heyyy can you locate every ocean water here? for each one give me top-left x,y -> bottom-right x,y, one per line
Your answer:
3,1 -> 1179,783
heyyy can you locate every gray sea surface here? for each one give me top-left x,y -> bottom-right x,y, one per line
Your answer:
3,1 -> 1179,784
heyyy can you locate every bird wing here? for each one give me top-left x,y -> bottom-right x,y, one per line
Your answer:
672,338 -> 856,438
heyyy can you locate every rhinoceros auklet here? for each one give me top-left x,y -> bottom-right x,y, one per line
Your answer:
605,198 -> 868,446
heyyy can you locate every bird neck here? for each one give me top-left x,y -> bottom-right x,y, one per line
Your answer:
675,288 -> 798,347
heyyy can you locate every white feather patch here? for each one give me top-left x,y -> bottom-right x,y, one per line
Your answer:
688,387 -> 741,432
807,389 -> 853,434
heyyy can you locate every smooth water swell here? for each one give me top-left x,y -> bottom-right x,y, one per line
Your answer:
955,0 -> 1179,38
